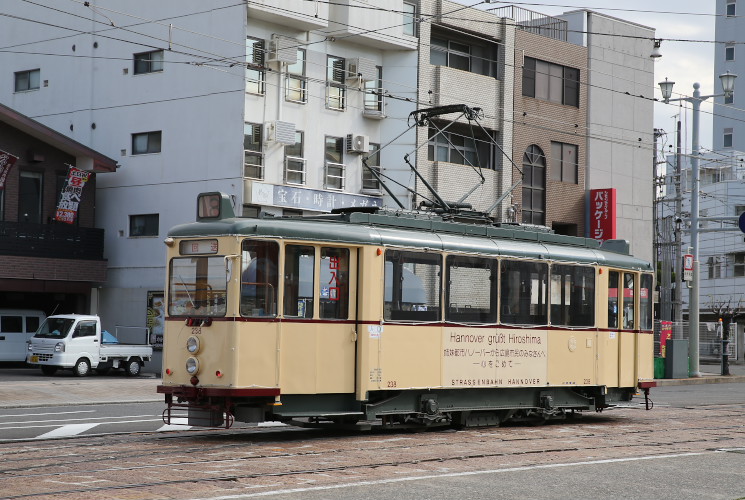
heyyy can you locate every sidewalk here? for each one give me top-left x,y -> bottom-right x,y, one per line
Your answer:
653,361 -> 745,386
0,364 -> 743,409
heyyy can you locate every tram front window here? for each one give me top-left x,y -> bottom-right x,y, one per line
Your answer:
241,240 -> 279,317
168,256 -> 227,316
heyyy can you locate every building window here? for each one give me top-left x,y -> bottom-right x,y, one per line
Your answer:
363,143 -> 381,191
427,124 -> 496,169
733,252 -> 745,277
550,141 -> 578,183
523,57 -> 580,107
244,123 -> 263,179
708,256 -> 722,279
724,128 -> 733,148
728,0 -> 736,16
19,171 -> 42,224
14,69 -> 40,92
364,66 -> 383,112
403,2 -> 417,36
246,37 -> 266,95
325,136 -> 345,190
133,50 -> 164,75
286,49 -> 307,103
243,205 -> 260,217
129,214 -> 159,237
522,145 -> 546,225
132,131 -> 162,155
326,55 -> 346,110
430,30 -> 498,78
285,131 -> 306,185
726,44 -> 735,62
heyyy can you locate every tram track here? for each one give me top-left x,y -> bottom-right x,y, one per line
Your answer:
1,405 -> 744,500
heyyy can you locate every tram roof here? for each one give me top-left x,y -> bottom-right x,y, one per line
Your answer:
168,210 -> 651,271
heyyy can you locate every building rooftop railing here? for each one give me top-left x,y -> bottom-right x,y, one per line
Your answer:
489,5 -> 568,42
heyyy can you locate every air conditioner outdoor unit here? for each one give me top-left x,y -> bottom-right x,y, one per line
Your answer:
346,134 -> 369,153
346,57 -> 377,82
267,34 -> 298,65
265,121 -> 296,145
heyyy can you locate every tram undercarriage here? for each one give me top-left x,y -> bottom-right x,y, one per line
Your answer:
161,385 -> 637,430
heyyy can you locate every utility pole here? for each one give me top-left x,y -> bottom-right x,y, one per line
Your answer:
674,119 -> 683,330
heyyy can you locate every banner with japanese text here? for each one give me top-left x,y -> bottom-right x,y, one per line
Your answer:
54,165 -> 91,224
589,188 -> 616,241
0,149 -> 19,190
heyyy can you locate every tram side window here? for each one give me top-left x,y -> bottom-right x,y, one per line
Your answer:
240,240 -> 279,317
550,265 -> 595,327
640,273 -> 653,330
500,260 -> 548,325
284,245 -> 314,319
385,250 -> 441,322
608,271 -> 619,329
623,273 -> 635,330
168,256 -> 228,317
320,247 -> 350,319
446,255 -> 497,323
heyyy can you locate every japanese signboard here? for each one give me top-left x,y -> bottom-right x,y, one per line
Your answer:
54,166 -> 91,224
683,254 -> 694,282
442,328 -> 548,387
589,188 -> 617,241
250,181 -> 382,212
660,321 -> 673,357
146,291 -> 165,349
0,150 -> 19,190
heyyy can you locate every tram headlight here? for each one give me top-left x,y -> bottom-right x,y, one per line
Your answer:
186,336 -> 200,354
185,357 -> 200,375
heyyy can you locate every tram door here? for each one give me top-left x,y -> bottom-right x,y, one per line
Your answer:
280,244 -> 357,394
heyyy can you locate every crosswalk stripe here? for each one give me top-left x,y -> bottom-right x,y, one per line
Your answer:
36,423 -> 100,439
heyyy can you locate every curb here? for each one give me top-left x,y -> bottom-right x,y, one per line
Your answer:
653,374 -> 745,386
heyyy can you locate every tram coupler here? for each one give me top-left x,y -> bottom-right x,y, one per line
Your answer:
637,381 -> 656,410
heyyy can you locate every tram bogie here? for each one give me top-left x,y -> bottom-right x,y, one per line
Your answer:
158,192 -> 655,430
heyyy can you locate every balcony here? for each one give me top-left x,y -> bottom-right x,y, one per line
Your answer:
0,222 -> 104,260
247,0 -> 329,30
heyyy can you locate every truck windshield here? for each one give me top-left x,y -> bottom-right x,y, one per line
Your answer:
168,256 -> 227,316
34,318 -> 75,338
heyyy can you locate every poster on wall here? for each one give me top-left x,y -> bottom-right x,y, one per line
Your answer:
147,291 -> 165,349
0,150 -> 18,190
54,165 -> 91,224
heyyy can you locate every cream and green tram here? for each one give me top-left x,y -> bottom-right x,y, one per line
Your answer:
158,192 -> 655,428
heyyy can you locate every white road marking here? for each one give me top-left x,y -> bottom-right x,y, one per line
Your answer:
183,450 -> 719,500
0,410 -> 96,418
36,423 -> 100,439
0,414 -> 160,428
158,417 -> 191,431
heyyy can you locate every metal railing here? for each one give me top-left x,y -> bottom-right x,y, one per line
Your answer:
0,221 -> 104,260
285,156 -> 306,185
488,6 -> 568,42
654,319 -> 739,361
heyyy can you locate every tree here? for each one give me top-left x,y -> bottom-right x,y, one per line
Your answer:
708,296 -> 744,375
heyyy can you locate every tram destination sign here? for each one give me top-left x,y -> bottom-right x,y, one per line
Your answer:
250,181 -> 383,213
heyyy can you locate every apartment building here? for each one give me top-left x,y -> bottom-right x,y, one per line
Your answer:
0,1 -> 418,344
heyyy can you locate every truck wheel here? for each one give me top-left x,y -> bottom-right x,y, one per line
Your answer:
74,358 -> 91,377
41,366 -> 58,376
125,359 -> 141,377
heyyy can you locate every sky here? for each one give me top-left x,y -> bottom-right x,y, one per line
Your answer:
482,0 -> 719,153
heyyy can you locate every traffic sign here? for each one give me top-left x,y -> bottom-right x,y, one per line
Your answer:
739,211 -> 745,233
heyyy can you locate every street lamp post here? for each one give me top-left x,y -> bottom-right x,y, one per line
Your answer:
658,72 -> 737,377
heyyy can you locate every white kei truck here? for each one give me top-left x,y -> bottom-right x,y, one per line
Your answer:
26,314 -> 153,377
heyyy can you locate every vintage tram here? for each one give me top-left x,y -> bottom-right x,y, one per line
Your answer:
158,192 -> 654,428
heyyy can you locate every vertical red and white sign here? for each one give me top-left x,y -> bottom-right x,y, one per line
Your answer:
589,188 -> 617,241
0,150 -> 19,190
54,166 -> 91,224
